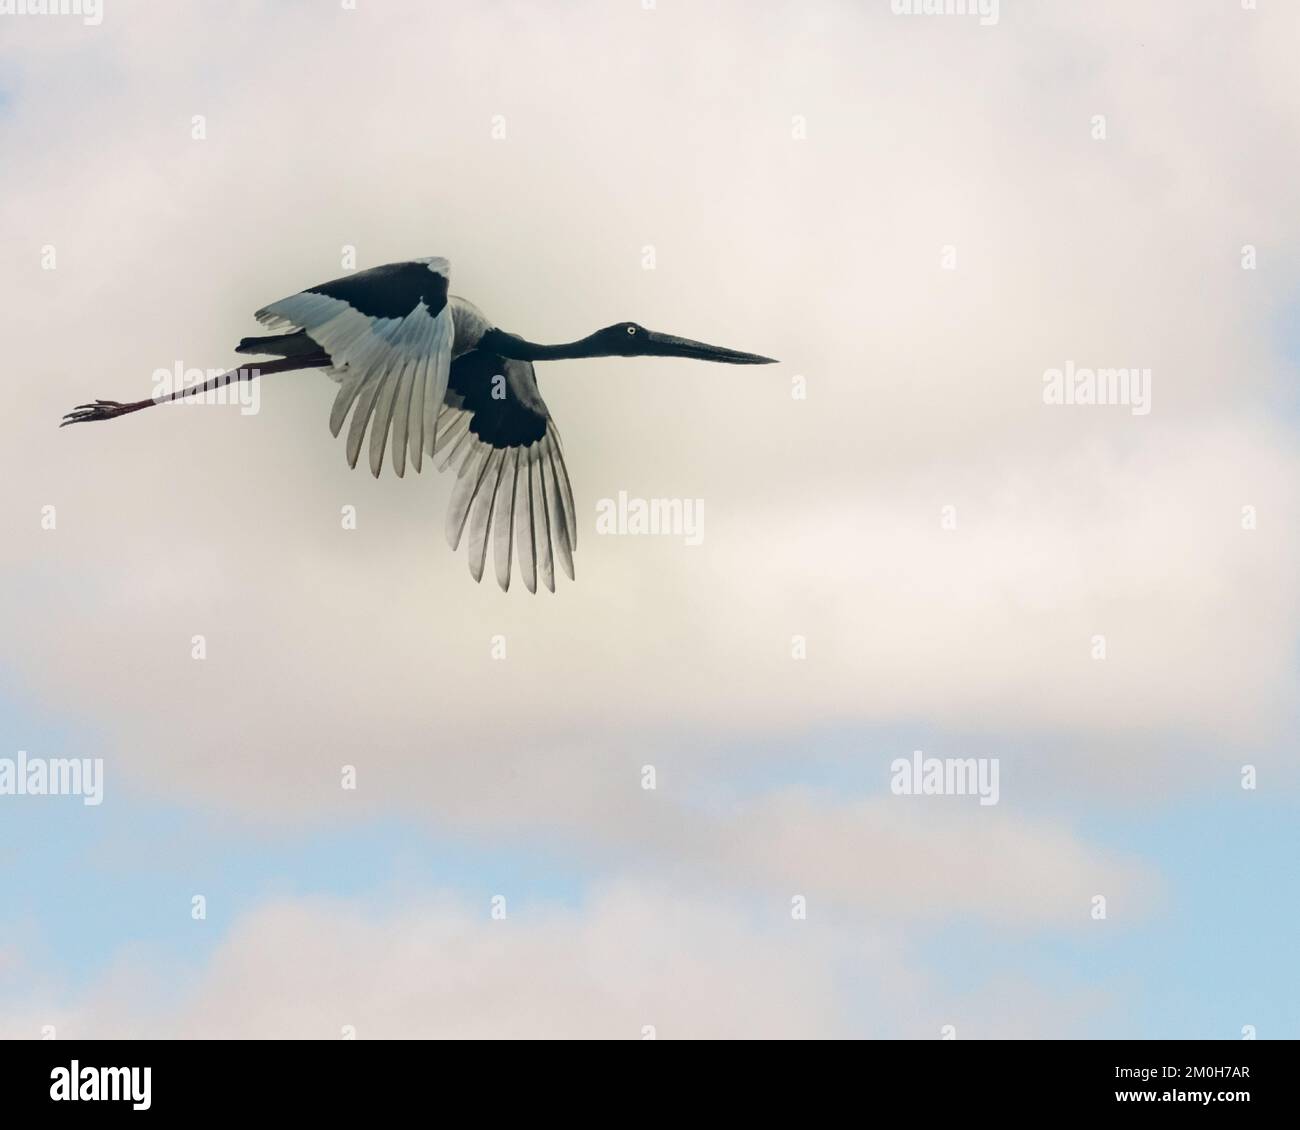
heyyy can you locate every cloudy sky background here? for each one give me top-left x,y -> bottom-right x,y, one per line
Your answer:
1,0 -> 1297,1037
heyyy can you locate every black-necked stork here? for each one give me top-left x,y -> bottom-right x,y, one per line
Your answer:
61,258 -> 776,592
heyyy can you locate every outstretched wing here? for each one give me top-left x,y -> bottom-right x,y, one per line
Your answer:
434,349 -> 577,594
254,258 -> 454,478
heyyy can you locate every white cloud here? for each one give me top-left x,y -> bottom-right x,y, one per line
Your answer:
0,883 -> 1106,1039
700,789 -> 1158,926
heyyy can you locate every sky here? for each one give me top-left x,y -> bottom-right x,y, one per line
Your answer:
0,0 -> 1297,1038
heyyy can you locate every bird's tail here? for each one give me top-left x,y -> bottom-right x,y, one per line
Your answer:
235,330 -> 321,358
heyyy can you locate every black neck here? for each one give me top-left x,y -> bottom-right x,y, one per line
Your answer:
481,327 -> 606,362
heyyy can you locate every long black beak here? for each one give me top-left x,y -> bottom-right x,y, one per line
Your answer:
642,330 -> 777,364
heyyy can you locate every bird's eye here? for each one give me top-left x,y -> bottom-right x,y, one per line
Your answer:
626,325 -> 636,335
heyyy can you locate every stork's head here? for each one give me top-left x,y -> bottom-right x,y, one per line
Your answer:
594,322 -> 777,364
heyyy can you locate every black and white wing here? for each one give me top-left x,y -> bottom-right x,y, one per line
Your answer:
253,258 -> 454,478
433,349 -> 577,593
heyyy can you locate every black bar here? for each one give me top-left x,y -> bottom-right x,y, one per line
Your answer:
1,1038 -> 1289,1116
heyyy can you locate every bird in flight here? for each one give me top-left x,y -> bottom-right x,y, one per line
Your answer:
62,258 -> 775,592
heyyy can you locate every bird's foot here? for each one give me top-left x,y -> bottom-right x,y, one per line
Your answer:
60,400 -> 139,427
